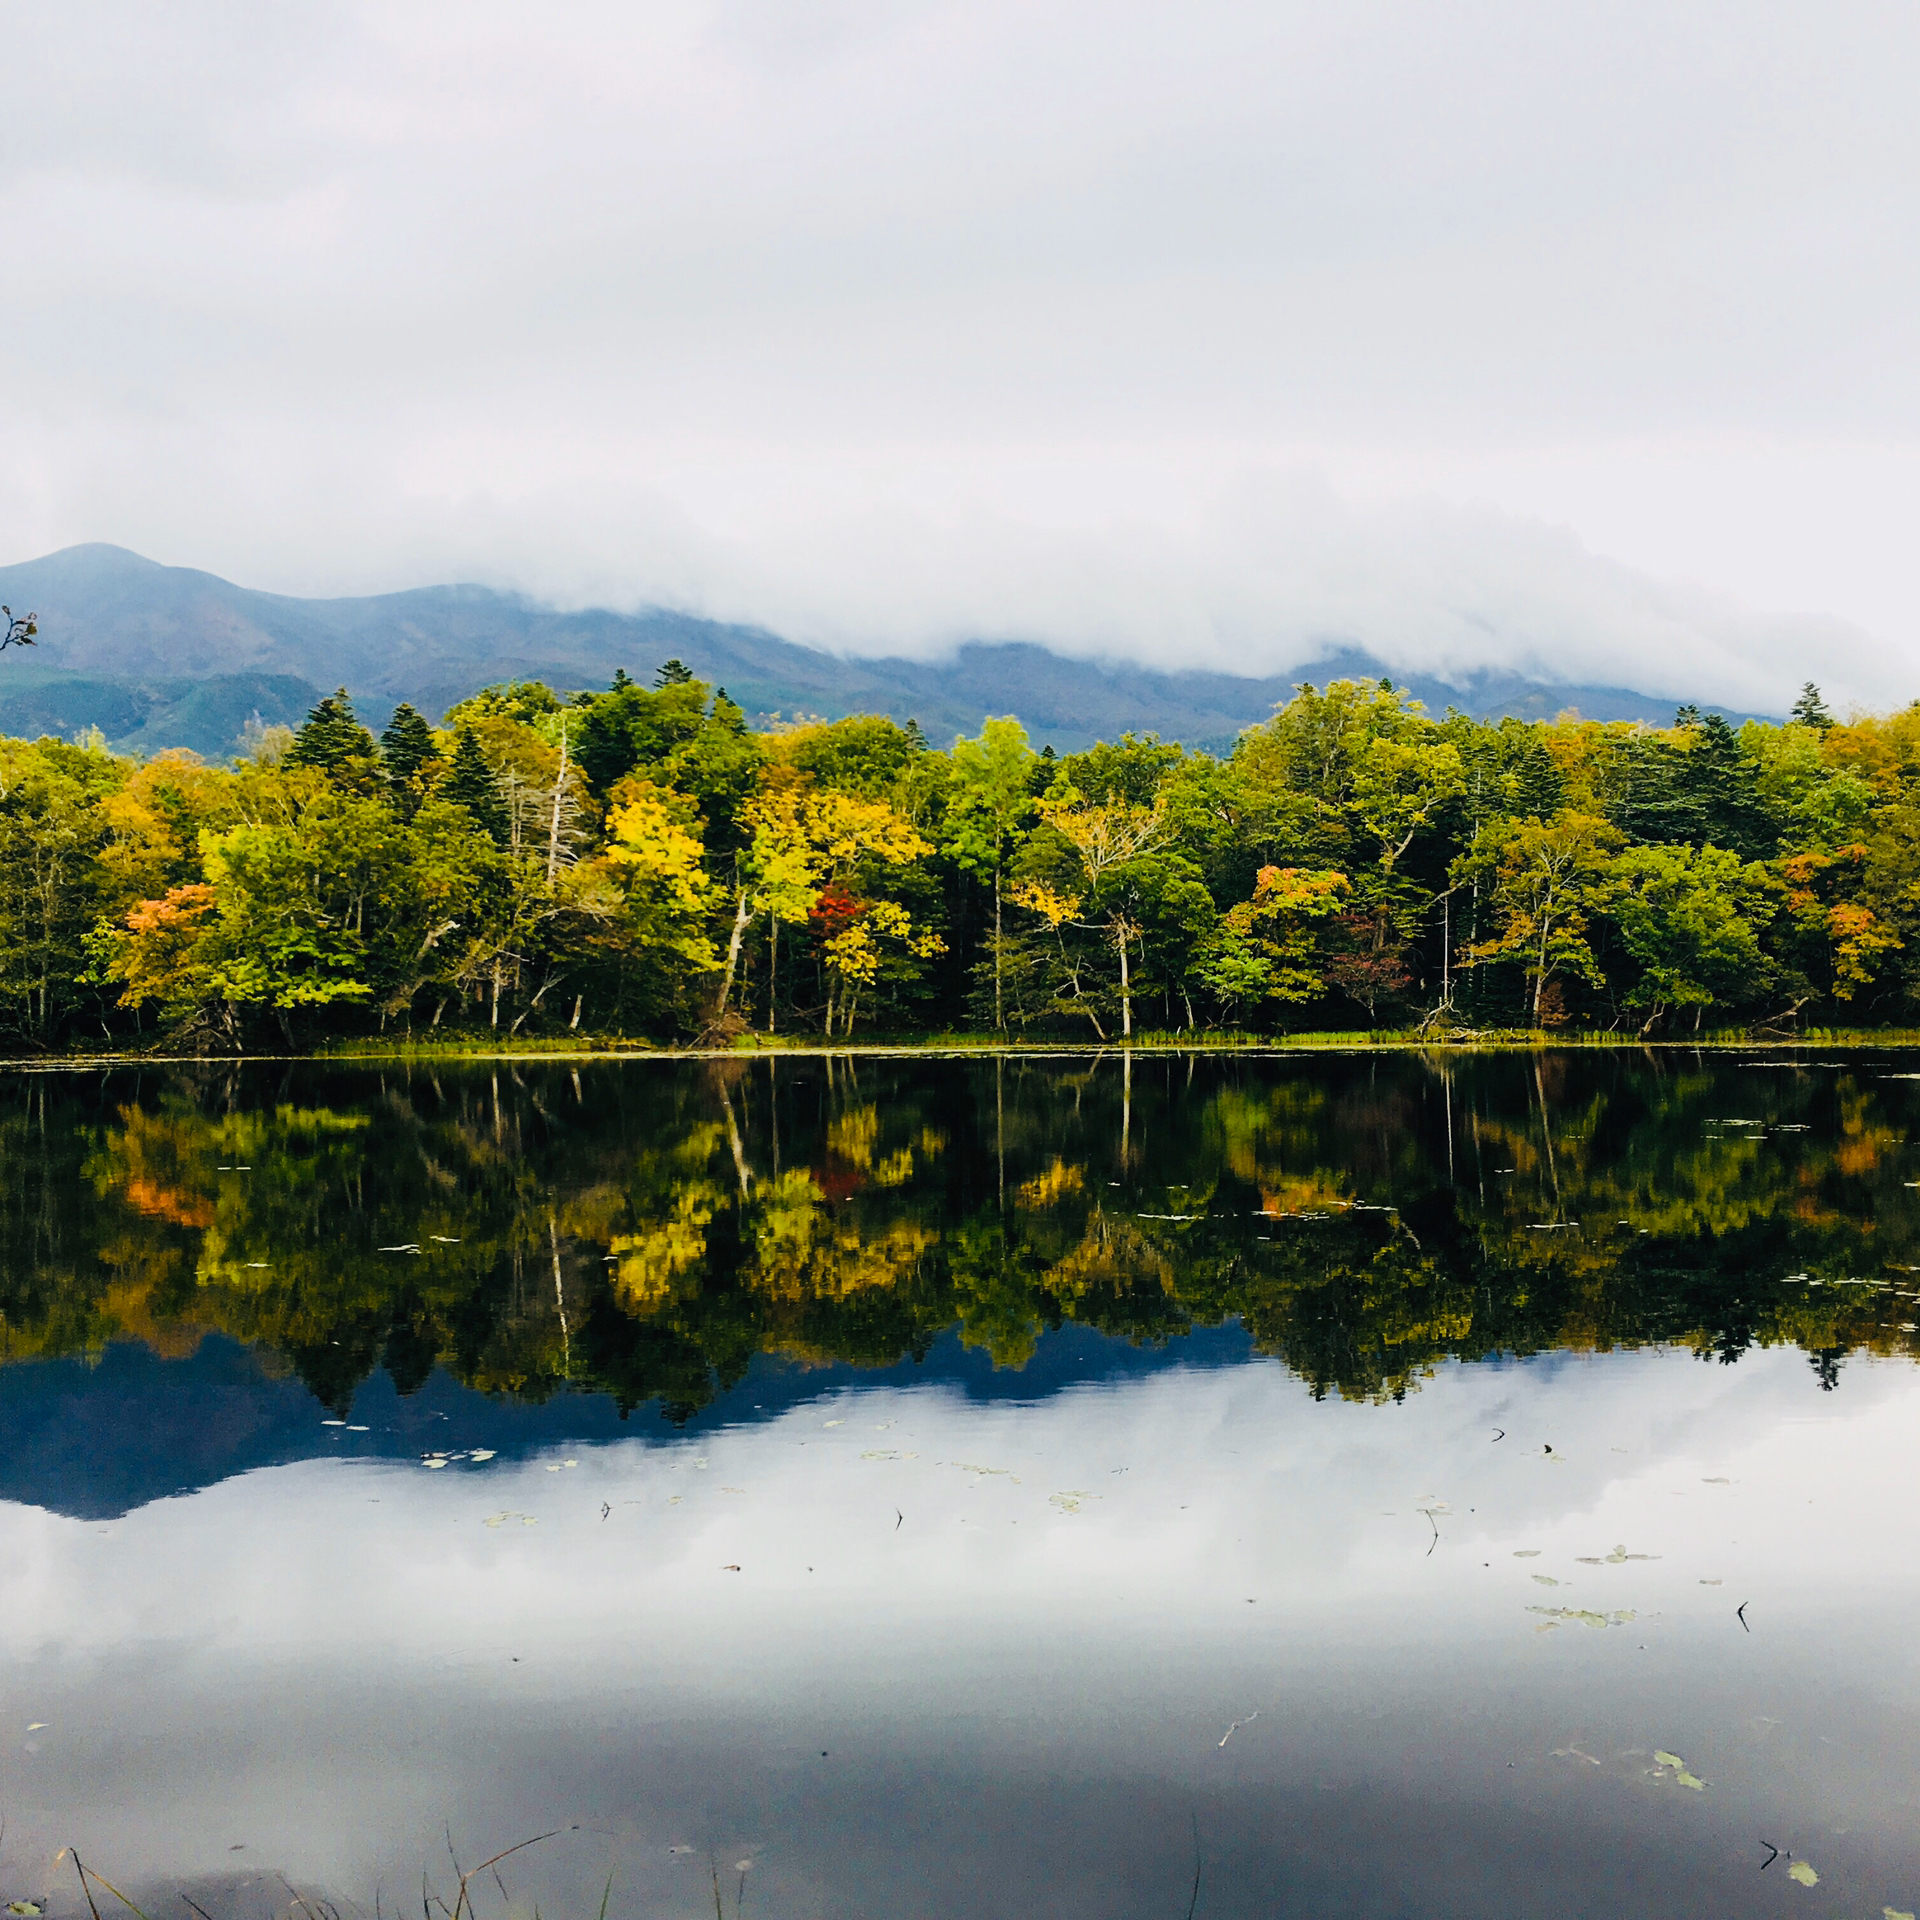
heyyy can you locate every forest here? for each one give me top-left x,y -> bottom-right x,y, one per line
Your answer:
0,663 -> 1916,1048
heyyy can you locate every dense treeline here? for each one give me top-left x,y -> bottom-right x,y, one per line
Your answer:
4,664 -> 1917,1047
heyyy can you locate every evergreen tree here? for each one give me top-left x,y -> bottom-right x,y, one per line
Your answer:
379,703 -> 440,819
285,689 -> 377,775
654,658 -> 696,687
1791,682 -> 1835,731
441,726 -> 508,845
1671,711 -> 1774,859
380,703 -> 438,782
903,719 -> 929,752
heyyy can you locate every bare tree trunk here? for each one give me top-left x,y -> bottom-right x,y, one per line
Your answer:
570,994 -> 582,1029
1116,919 -> 1133,1038
714,886 -> 752,1020
994,865 -> 1003,1031
767,918 -> 778,1034
545,724 -> 570,885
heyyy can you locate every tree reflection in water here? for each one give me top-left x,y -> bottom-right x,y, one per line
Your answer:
2,1051 -> 1916,1417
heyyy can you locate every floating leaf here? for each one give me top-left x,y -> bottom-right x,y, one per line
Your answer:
469,1449 -> 496,1463
1882,1907 -> 1913,1918
1653,1751 -> 1684,1767
861,1450 -> 899,1460
823,1420 -> 845,1428
1528,1606 -> 1635,1629
10,1900 -> 45,1914
1531,1575 -> 1562,1587
1050,1490 -> 1097,1513
26,1722 -> 47,1732
1512,1550 -> 1542,1559
1786,1860 -> 1818,1887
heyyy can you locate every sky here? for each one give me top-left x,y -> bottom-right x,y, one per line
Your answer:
4,1 -> 1918,707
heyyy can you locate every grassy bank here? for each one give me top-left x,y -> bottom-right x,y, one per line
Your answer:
6,1024 -> 1916,1068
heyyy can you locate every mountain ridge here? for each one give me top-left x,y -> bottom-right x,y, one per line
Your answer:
0,543 -> 1774,758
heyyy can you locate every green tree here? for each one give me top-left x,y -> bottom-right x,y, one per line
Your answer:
946,717 -> 1039,1029
1791,682 -> 1835,731
379,703 -> 440,818
1610,843 -> 1773,1030
1454,811 -> 1624,1025
285,689 -> 379,780
441,727 -> 508,845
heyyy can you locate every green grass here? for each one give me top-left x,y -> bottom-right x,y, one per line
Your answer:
18,1023 -> 1920,1069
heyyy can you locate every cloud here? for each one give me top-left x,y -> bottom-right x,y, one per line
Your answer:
4,2 -> 1920,707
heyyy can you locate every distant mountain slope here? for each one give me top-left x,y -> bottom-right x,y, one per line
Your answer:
0,543 -> 1772,758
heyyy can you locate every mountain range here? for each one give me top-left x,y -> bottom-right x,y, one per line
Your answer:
0,543 -> 1766,760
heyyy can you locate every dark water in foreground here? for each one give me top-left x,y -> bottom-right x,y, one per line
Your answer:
2,1050 -> 1919,1918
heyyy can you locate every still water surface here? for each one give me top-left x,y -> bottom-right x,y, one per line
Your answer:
2,1051 -> 1919,1917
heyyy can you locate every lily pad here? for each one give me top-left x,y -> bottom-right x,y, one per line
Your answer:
1787,1860 -> 1818,1887
1528,1606 -> 1636,1629
1531,1575 -> 1562,1587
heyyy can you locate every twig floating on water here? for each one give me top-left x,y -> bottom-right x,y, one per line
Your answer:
1737,1602 -> 1751,1633
1218,1711 -> 1258,1748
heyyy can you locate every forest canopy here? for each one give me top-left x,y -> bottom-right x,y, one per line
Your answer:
5,669 -> 1919,1048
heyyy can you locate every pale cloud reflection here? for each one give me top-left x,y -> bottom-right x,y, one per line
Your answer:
7,1346 -> 1920,1906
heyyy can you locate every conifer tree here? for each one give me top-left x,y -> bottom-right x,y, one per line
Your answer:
1791,682 -> 1835,731
285,689 -> 377,774
441,726 -> 508,845
654,658 -> 696,687
379,703 -> 440,818
380,703 -> 438,781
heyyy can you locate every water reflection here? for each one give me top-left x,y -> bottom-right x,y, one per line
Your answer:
7,1054 -> 1920,1916
3,1052 -> 1919,1424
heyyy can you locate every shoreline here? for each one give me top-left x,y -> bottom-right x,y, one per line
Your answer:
8,1028 -> 1920,1068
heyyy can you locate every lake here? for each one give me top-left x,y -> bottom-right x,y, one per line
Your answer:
3,1049 -> 1919,1918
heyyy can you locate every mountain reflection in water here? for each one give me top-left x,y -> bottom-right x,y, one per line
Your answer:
4,1052 -> 1920,1919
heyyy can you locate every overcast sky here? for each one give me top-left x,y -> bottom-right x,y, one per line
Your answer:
4,2 -> 1917,706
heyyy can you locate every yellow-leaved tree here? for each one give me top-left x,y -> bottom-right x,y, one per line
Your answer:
712,772 -> 942,1033
601,779 -> 719,971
